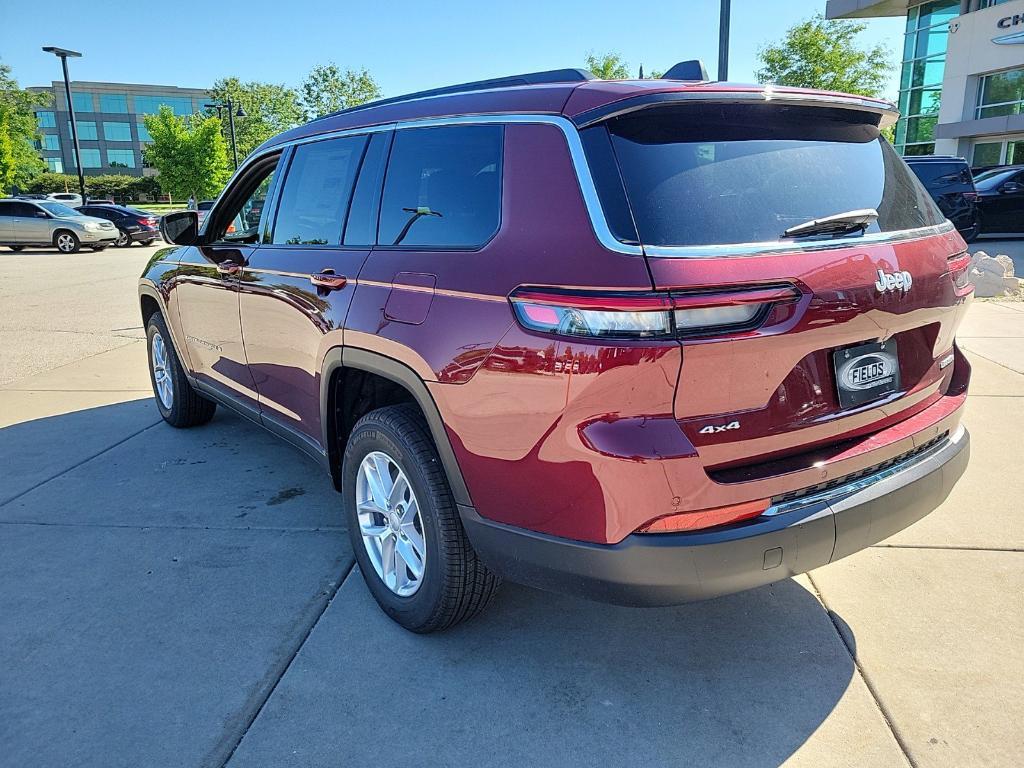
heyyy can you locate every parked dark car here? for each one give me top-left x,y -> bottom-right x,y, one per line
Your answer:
905,156 -> 980,242
77,204 -> 160,247
140,64 -> 972,632
973,165 -> 1024,236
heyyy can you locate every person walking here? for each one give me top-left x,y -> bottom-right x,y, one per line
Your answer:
187,195 -> 197,211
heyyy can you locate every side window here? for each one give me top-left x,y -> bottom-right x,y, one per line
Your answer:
378,125 -> 503,248
11,202 -> 37,217
210,157 -> 280,244
0,203 -> 13,217
271,135 -> 367,246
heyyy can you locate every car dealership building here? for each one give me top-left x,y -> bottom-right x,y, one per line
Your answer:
826,0 -> 1024,166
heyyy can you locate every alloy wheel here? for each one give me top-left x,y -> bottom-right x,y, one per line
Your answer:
57,233 -> 76,253
116,230 -> 130,247
355,451 -> 426,597
151,331 -> 174,409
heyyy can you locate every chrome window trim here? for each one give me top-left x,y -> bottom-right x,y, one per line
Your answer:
763,424 -> 965,518
234,110 -> 951,260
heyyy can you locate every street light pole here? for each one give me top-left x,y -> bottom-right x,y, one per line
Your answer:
42,46 -> 86,203
718,0 -> 732,82
226,99 -> 239,170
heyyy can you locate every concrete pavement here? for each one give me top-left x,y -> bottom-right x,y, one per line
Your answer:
1,243 -> 1023,767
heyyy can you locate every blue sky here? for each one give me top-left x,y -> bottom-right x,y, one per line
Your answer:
1,0 -> 905,100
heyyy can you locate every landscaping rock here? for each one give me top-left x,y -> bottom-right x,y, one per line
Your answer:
970,251 -> 1019,298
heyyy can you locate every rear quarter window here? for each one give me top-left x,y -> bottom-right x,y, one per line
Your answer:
590,103 -> 945,248
378,125 -> 502,248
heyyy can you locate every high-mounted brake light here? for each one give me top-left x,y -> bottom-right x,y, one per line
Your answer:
509,285 -> 800,340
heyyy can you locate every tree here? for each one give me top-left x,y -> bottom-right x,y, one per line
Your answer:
0,62 -> 48,191
142,106 -> 231,201
207,77 -> 303,160
585,52 -> 631,80
756,15 -> 891,98
300,64 -> 382,121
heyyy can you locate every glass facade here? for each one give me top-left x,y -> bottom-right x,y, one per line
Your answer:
896,0 -> 959,156
41,134 -> 60,151
134,95 -> 195,115
68,120 -> 98,141
45,157 -> 64,173
72,148 -> 102,169
103,121 -> 133,141
977,67 -> 1024,119
36,111 -> 56,128
136,121 -> 152,142
99,93 -> 128,113
972,136 -> 1024,167
106,149 -> 136,168
62,91 -> 95,112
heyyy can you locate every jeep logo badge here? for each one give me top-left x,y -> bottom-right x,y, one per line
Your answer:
875,269 -> 913,293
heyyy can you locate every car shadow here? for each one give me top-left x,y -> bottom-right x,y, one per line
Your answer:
1,399 -> 863,767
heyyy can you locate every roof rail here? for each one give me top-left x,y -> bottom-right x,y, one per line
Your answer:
316,68 -> 596,122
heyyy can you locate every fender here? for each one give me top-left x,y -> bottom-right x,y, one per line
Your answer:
320,347 -> 473,507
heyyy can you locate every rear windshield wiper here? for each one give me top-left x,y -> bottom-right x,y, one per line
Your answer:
782,208 -> 878,240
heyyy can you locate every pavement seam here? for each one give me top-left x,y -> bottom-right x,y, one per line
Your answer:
956,346 -> 1024,378
872,543 -> 1024,553
806,572 -> 917,768
0,519 -> 346,532
213,559 -> 356,768
0,420 -> 161,508
0,337 -> 142,390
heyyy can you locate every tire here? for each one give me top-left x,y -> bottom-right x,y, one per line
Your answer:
115,229 -> 131,247
146,311 -> 216,428
54,230 -> 80,254
343,404 -> 500,632
8,245 -> 25,252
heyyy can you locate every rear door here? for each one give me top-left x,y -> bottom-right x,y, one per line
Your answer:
238,132 -> 380,446
15,202 -> 52,244
0,201 -> 15,242
985,170 -> 1024,232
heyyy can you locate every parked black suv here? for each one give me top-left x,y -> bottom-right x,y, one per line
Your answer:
905,156 -> 980,242
973,165 -> 1024,236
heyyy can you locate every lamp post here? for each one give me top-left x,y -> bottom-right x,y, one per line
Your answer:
42,46 -> 86,203
205,99 -> 246,169
718,0 -> 732,81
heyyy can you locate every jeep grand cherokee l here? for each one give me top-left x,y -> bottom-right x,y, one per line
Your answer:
140,64 -> 972,632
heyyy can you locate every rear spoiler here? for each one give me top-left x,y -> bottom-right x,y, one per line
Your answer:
572,88 -> 899,130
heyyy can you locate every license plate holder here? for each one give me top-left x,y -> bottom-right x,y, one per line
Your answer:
833,340 -> 900,410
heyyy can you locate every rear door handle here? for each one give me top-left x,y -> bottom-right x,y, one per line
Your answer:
310,272 -> 347,290
216,262 -> 242,276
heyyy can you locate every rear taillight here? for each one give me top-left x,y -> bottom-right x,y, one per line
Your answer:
140,217 -> 157,227
948,251 -> 973,294
637,499 -> 770,533
509,285 -> 801,340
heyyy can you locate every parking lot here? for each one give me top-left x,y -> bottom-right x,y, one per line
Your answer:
2,241 -> 1023,767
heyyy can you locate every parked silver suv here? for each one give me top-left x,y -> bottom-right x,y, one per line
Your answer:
0,199 -> 118,253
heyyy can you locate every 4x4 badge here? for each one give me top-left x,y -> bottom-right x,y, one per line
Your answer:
699,420 -> 740,435
875,269 -> 913,293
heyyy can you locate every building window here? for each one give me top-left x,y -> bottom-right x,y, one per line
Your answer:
137,122 -> 152,142
68,120 -> 98,140
895,0 -> 959,156
979,0 -> 1013,7
103,121 -> 133,141
977,67 -> 1024,120
63,91 -> 94,112
133,95 -> 195,115
106,149 -> 136,169
72,148 -> 102,169
41,134 -> 60,151
45,157 -> 64,173
99,93 -> 128,113
972,136 -> 1024,168
36,111 -> 56,128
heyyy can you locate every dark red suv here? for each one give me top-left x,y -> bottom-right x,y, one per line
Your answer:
141,64 -> 972,632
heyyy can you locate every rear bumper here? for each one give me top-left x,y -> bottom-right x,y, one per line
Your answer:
461,425 -> 969,606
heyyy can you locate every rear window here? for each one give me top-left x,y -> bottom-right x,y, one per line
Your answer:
592,103 -> 944,248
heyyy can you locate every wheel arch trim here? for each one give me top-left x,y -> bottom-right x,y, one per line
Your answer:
321,346 -> 473,506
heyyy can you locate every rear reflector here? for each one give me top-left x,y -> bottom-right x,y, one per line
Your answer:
637,499 -> 770,533
947,251 -> 973,294
509,285 -> 800,340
